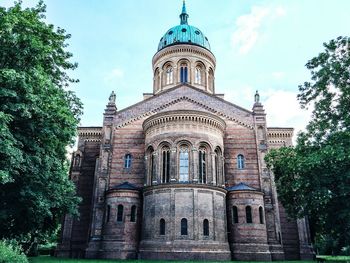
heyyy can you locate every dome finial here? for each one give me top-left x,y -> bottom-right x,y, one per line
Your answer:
180,0 -> 189,25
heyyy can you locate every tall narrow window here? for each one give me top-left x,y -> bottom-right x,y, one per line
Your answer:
181,218 -> 188,235
74,154 -> 80,166
106,205 -> 111,223
162,147 -> 170,183
214,148 -> 222,185
160,218 -> 165,235
195,66 -> 202,84
198,148 -> 206,184
208,68 -> 214,91
166,66 -> 173,84
131,205 -> 137,222
147,147 -> 155,185
154,68 -> 160,90
259,207 -> 264,224
246,206 -> 252,223
203,219 -> 209,236
124,154 -> 132,168
180,64 -> 188,83
237,154 -> 245,169
232,206 -> 239,223
179,146 -> 189,182
117,204 -> 124,222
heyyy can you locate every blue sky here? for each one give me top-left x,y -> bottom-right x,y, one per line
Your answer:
2,0 -> 350,135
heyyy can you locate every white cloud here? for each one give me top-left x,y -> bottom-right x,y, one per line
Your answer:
271,71 -> 285,79
104,67 -> 124,83
263,90 -> 312,138
231,5 -> 286,54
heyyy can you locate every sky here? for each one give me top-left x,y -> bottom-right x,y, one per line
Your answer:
2,0 -> 350,136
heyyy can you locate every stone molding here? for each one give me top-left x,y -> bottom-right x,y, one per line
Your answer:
267,127 -> 294,139
78,127 -> 102,142
142,110 -> 226,136
115,86 -> 254,130
152,44 -> 216,67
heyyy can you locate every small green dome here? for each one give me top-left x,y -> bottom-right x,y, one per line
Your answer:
157,2 -> 211,51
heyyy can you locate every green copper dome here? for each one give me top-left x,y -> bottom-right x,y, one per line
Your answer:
157,1 -> 211,51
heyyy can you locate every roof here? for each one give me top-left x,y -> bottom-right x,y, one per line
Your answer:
226,182 -> 258,192
157,2 -> 210,51
110,181 -> 139,191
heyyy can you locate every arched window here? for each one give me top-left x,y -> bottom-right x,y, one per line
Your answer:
208,68 -> 214,91
232,206 -> 239,223
214,147 -> 222,185
74,154 -> 80,166
180,63 -> 188,83
181,218 -> 188,235
147,147 -> 155,185
154,68 -> 160,90
179,146 -> 189,182
160,218 -> 165,235
198,148 -> 206,184
131,205 -> 137,222
259,206 -> 264,224
203,219 -> 209,236
237,154 -> 245,169
246,206 -> 252,223
161,147 -> 170,183
117,204 -> 124,222
195,66 -> 202,84
124,154 -> 132,168
106,205 -> 111,223
166,66 -> 173,85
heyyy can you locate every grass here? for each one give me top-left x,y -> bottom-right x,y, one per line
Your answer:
29,255 -> 316,263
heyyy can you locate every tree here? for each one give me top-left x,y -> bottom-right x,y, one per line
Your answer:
0,0 -> 82,246
266,36 -> 350,254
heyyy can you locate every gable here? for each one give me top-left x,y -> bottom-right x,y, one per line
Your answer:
114,85 -> 254,129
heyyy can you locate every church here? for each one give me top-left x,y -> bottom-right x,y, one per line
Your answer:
56,2 -> 314,261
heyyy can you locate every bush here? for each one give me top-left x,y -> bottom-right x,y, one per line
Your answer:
0,239 -> 28,263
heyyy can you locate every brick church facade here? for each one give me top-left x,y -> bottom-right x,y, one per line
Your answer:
56,2 -> 314,261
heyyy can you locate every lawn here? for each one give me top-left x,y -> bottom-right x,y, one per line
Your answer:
29,255 -> 316,263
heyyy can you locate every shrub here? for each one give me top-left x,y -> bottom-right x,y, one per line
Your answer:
0,239 -> 28,263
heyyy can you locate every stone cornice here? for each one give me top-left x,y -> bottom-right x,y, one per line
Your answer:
267,127 -> 294,139
152,44 -> 216,68
78,127 -> 102,142
142,110 -> 226,135
115,86 -> 254,130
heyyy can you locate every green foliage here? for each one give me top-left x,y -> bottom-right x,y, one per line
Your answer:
0,0 -> 82,245
0,239 -> 28,263
265,36 -> 350,255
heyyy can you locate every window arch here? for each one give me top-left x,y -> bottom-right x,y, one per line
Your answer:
154,68 -> 160,90
203,219 -> 209,236
208,68 -> 214,91
259,206 -> 264,224
161,146 -> 170,183
237,154 -> 245,169
165,66 -> 173,85
246,206 -> 252,223
179,145 -> 189,182
117,204 -> 124,222
181,218 -> 188,235
160,218 -> 165,235
195,66 -> 202,84
124,154 -> 132,168
232,206 -> 239,223
131,205 -> 137,222
214,147 -> 222,185
198,147 -> 207,184
106,205 -> 111,223
147,147 -> 155,185
74,154 -> 81,166
180,63 -> 188,83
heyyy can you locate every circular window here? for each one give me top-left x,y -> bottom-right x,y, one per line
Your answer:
182,28 -> 187,32
168,31 -> 173,35
195,30 -> 200,35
